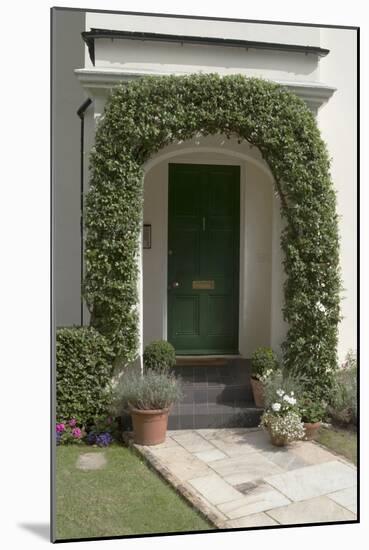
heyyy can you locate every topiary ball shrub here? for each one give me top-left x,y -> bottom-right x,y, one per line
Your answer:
143,340 -> 176,373
56,327 -> 114,425
251,347 -> 279,381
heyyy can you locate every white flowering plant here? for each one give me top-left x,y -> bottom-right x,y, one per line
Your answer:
260,388 -> 305,443
263,370 -> 309,409
268,388 -> 299,415
260,410 -> 305,443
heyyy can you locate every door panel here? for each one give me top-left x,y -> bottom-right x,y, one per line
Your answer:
173,295 -> 200,336
168,163 -> 240,354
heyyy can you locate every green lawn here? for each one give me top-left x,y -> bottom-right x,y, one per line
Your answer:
56,444 -> 212,540
316,426 -> 357,465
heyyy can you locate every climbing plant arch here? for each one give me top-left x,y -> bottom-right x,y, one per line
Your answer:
84,74 -> 341,398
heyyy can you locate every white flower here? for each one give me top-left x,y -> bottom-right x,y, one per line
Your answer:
272,403 -> 281,412
276,389 -> 285,397
316,302 -> 326,313
282,395 -> 296,405
291,391 -> 294,396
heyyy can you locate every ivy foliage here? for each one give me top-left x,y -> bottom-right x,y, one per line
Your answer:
56,327 -> 114,424
85,74 -> 341,398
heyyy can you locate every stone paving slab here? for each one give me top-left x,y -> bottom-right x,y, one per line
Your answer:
194,449 -> 228,463
267,495 -> 356,524
124,428 -> 357,530
209,435 -> 263,457
182,482 -> 229,523
265,460 -> 356,502
225,512 -> 278,528
76,452 -> 107,470
259,449 -> 309,471
188,473 -> 244,505
210,453 -> 284,485
196,427 -> 259,441
288,440 -> 339,465
217,484 -> 290,518
146,435 -> 180,449
327,486 -> 357,514
171,431 -> 216,453
147,444 -> 211,482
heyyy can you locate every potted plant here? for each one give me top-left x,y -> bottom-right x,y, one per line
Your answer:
260,388 -> 305,446
114,369 -> 182,445
250,347 -> 279,407
143,340 -> 176,373
299,393 -> 326,440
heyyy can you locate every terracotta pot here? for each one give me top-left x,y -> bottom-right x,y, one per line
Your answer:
269,431 -> 288,447
131,407 -> 169,446
250,377 -> 265,407
303,421 -> 321,441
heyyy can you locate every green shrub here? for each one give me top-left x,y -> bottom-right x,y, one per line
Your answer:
328,351 -> 357,425
56,327 -> 114,425
113,369 -> 182,412
143,340 -> 176,373
251,347 -> 279,381
299,393 -> 326,423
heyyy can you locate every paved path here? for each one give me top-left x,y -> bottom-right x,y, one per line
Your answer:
128,428 -> 357,528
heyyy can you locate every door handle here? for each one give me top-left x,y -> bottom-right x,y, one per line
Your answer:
171,281 -> 180,288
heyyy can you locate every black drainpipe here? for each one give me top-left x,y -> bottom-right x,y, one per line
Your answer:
77,98 -> 92,326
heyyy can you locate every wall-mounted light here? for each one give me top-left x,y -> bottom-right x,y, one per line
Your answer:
143,224 -> 152,249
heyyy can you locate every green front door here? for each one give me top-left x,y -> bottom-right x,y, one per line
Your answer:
168,163 -> 240,354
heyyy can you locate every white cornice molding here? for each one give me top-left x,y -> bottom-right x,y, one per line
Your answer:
75,68 -> 336,112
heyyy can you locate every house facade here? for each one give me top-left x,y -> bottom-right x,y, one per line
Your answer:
54,10 -> 357,364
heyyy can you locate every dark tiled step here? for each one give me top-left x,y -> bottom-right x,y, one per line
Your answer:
121,402 -> 263,431
168,401 -> 263,429
182,384 -> 253,404
174,361 -> 253,386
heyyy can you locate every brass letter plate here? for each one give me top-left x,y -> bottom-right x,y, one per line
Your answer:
192,280 -> 215,290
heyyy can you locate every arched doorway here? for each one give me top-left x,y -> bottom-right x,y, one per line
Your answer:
84,74 -> 340,398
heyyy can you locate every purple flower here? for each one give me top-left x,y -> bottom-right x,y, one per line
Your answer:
69,419 -> 77,427
72,427 -> 82,439
96,432 -> 113,447
87,432 -> 97,445
56,423 -> 65,433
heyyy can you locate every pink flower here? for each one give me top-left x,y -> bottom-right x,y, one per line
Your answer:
72,427 -> 82,439
69,419 -> 77,427
56,423 -> 65,433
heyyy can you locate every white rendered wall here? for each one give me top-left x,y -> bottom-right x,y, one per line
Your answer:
318,28 -> 357,362
53,9 -> 86,327
85,13 -> 320,67
85,13 -> 322,84
93,38 -> 319,83
142,135 -> 279,356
